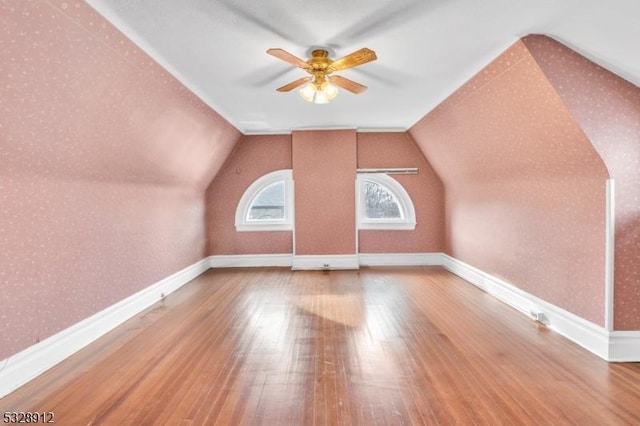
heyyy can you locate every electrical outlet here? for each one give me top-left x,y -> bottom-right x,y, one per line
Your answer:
530,310 -> 549,325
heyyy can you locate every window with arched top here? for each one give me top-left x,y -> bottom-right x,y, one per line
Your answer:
235,170 -> 294,232
356,174 -> 416,230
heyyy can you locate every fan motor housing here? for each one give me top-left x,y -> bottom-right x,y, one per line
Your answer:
308,49 -> 332,71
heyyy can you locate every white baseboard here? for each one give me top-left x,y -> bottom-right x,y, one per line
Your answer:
440,254 -> 640,361
292,254 -> 359,270
212,253 -> 359,271
0,257 -> 211,399
207,252 -> 442,269
358,252 -> 442,266
609,331 -> 640,362
208,254 -> 292,268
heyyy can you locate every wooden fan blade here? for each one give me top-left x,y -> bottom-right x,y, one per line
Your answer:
277,77 -> 312,92
328,48 -> 377,72
267,48 -> 311,70
330,75 -> 367,94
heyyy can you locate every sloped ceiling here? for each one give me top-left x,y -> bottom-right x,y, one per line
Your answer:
86,0 -> 640,134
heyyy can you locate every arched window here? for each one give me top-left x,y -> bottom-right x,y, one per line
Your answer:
235,170 -> 294,232
356,174 -> 416,230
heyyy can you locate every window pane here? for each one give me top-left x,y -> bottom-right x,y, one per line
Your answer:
248,181 -> 285,220
364,181 -> 403,219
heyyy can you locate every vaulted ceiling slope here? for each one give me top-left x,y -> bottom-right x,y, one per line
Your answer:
86,0 -> 640,134
2,0 -> 241,189
0,0 -> 242,359
522,35 -> 640,331
408,35 -> 640,330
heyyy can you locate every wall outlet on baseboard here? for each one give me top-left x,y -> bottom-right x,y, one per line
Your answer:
530,310 -> 549,325
322,264 -> 330,269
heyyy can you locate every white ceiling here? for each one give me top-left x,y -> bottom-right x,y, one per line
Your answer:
87,0 -> 640,134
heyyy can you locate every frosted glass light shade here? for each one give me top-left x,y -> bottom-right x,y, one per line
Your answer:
299,79 -> 339,104
322,80 -> 339,100
299,83 -> 316,102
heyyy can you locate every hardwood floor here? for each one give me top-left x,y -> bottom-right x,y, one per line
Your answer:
2,267 -> 640,425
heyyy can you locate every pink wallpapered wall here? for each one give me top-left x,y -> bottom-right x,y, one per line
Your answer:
206,134 -> 293,255
0,1 -> 241,360
522,35 -> 640,330
293,130 -> 357,255
208,131 -> 443,256
357,132 -> 445,253
409,40 -> 610,326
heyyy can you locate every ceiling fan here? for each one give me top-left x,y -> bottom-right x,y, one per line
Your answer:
267,47 -> 377,104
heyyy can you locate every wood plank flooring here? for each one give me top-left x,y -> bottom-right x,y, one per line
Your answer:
2,267 -> 640,425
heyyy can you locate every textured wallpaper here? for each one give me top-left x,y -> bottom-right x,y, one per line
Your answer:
206,135 -> 293,255
0,0 -> 240,359
409,40 -> 610,326
293,130 -> 357,255
207,132 -> 445,256
523,35 -> 640,330
357,132 -> 445,253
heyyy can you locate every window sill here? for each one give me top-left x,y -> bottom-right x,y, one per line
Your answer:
235,223 -> 293,232
359,222 -> 416,231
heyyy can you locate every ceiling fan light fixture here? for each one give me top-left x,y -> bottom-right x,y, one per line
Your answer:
299,78 -> 339,104
269,47 -> 375,103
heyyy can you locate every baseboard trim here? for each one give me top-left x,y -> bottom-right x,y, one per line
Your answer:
207,253 -> 442,269
208,254 -> 293,268
0,257 -> 210,399
292,254 -> 359,270
609,331 -> 640,362
359,252 -> 442,266
440,254 -> 637,361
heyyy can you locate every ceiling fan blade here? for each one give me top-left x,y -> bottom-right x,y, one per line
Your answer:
330,75 -> 368,94
267,48 -> 311,70
328,48 -> 377,72
277,77 -> 312,92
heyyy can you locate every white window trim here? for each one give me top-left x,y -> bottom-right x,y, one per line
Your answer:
356,173 -> 416,230
235,169 -> 294,232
